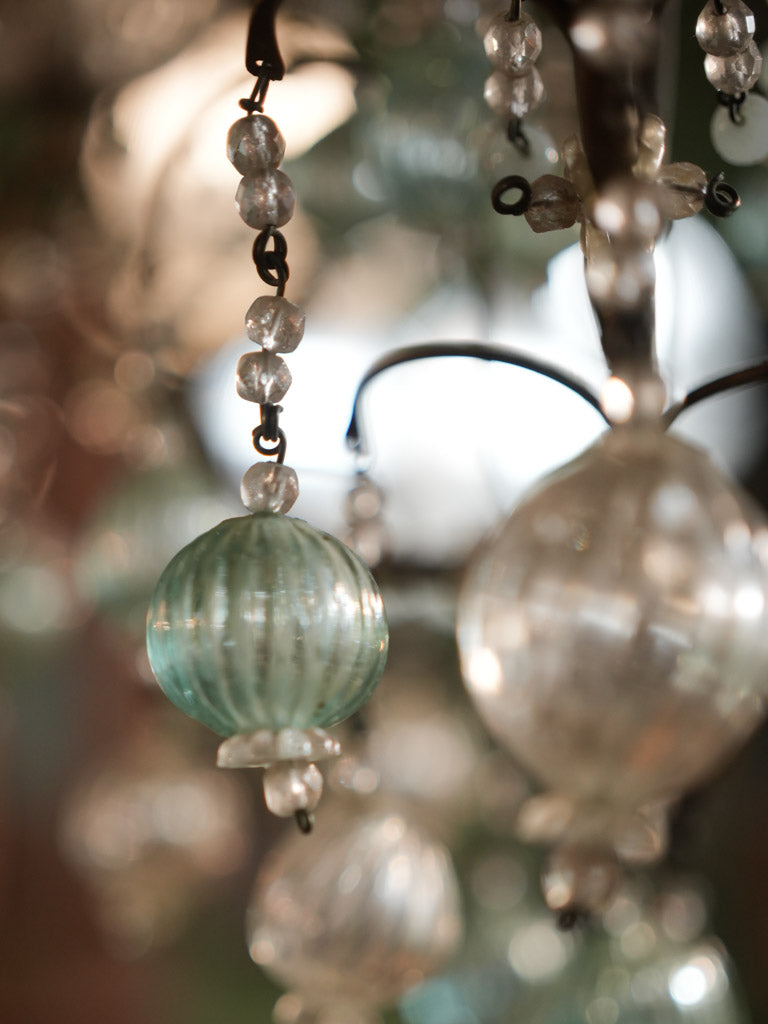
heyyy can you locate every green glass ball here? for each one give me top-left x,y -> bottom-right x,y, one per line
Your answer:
146,513 -> 388,737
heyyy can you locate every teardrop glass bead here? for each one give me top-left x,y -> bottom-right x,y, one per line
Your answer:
458,428 -> 768,812
147,513 -> 389,737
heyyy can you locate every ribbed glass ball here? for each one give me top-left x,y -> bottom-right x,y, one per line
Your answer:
146,513 -> 388,737
457,427 -> 768,810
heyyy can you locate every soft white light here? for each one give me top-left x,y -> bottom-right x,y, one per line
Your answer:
601,375 -> 635,423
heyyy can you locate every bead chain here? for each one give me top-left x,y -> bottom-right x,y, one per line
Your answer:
697,0 -> 761,123
226,72 -> 305,515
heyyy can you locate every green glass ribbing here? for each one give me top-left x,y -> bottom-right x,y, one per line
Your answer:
146,513 -> 388,736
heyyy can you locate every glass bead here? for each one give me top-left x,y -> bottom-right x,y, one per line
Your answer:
262,761 -> 324,817
236,171 -> 296,229
236,351 -> 292,404
524,175 -> 580,233
484,68 -> 544,120
217,727 -> 341,768
227,115 -> 286,174
704,40 -> 762,95
247,803 -> 462,1010
696,0 -> 756,57
245,295 -> 305,353
591,180 -> 662,242
146,513 -> 389,737
542,844 -> 621,915
570,6 -> 657,69
241,462 -> 299,514
657,162 -> 707,218
345,478 -> 384,522
634,114 -> 667,180
483,11 -> 542,74
457,429 -> 768,814
586,245 -> 655,311
711,91 -> 768,165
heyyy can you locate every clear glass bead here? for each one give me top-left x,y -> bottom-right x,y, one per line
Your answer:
483,11 -> 542,74
570,6 -> 658,69
657,162 -> 708,218
591,179 -> 662,242
711,91 -> 768,164
236,171 -> 296,229
247,803 -> 462,1009
146,513 -> 389,737
542,844 -> 621,915
634,114 -> 667,179
524,175 -> 580,233
696,0 -> 756,57
263,761 -> 324,817
227,115 -> 286,174
241,462 -> 299,514
245,295 -> 306,353
236,351 -> 292,404
704,40 -> 762,94
457,428 -> 768,813
484,68 -> 544,119
586,245 -> 655,311
217,727 -> 341,768
345,478 -> 384,522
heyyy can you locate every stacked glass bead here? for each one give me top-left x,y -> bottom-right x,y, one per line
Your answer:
482,5 -> 544,122
226,112 -> 305,514
698,0 -> 760,94
698,0 -> 768,164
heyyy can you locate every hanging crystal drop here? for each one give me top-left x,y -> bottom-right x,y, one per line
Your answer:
696,0 -> 756,57
236,171 -> 296,229
704,40 -> 762,94
241,462 -> 299,514
236,351 -> 292,404
245,295 -> 306,352
483,11 -> 542,74
227,115 -> 286,174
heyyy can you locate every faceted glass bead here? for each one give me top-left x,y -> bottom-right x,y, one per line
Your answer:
484,68 -> 544,119
657,162 -> 707,218
483,12 -> 542,74
236,171 -> 296,229
458,428 -> 768,811
711,92 -> 768,165
236,350 -> 292,404
245,295 -> 305,353
704,40 -> 762,94
146,513 -> 389,737
248,803 -> 462,1010
227,115 -> 286,174
241,462 -> 299,514
696,0 -> 756,57
524,175 -> 580,233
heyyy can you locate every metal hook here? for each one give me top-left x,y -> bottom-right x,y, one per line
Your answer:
295,809 -> 314,834
705,172 -> 741,217
492,174 -> 533,216
245,0 -> 286,80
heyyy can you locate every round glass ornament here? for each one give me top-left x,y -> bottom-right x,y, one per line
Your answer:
248,799 -> 463,1022
147,512 -> 388,818
457,424 -> 768,892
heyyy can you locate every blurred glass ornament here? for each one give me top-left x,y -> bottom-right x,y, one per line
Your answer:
458,413 -> 768,913
75,459 -> 239,641
247,797 -> 463,1023
59,713 -> 251,955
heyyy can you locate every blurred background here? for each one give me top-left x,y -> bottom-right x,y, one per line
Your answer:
2,0 -> 768,1021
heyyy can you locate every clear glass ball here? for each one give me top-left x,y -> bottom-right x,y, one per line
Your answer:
483,11 -> 542,74
235,170 -> 296,229
484,68 -> 545,119
247,801 -> 462,1012
147,513 -> 389,737
457,428 -> 768,812
227,115 -> 286,174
